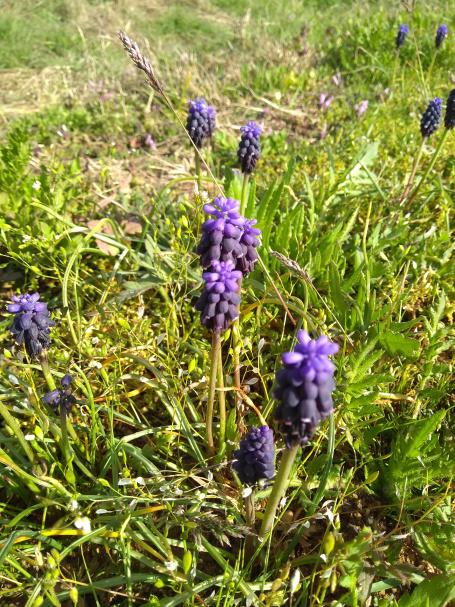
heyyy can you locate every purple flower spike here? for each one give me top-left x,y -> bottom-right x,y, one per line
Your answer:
186,97 -> 216,149
43,374 -> 76,414
396,24 -> 409,49
7,293 -> 54,359
444,89 -> 455,130
420,98 -> 442,138
237,121 -> 262,174
195,260 -> 242,333
197,197 -> 261,276
435,24 -> 448,48
274,331 -> 339,448
232,426 -> 275,485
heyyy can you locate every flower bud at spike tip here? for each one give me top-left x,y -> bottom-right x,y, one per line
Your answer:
435,24 -> 448,48
274,331 -> 339,448
237,121 -> 261,174
232,426 -> 275,485
420,98 -> 442,138
194,260 -> 242,333
186,97 -> 216,149
444,90 -> 455,130
396,24 -> 409,48
7,293 -> 54,359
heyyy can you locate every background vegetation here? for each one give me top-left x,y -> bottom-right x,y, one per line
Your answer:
0,0 -> 453,605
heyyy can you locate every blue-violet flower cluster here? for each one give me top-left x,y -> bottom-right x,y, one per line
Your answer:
420,98 -> 442,138
274,331 -> 339,448
186,97 -> 216,148
237,121 -> 262,174
233,426 -> 275,485
435,24 -> 448,48
197,197 -> 261,276
396,24 -> 409,48
445,89 -> 455,130
195,260 -> 242,333
8,293 -> 54,359
43,374 -> 76,414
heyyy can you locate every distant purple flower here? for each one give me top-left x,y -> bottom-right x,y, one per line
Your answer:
143,133 -> 156,150
274,331 -> 339,448
332,72 -> 342,87
445,89 -> 455,130
43,374 -> 76,414
237,121 -> 262,174
186,97 -> 216,148
435,24 -> 448,48
319,94 -> 334,111
354,100 -> 369,118
396,24 -> 409,49
232,426 -> 275,485
7,293 -> 54,359
420,98 -> 442,138
195,260 -> 242,333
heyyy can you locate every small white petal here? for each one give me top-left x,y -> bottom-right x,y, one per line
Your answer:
24,434 -> 35,441
165,560 -> 178,572
242,487 -> 253,498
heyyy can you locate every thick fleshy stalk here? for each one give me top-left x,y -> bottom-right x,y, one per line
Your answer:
259,445 -> 299,537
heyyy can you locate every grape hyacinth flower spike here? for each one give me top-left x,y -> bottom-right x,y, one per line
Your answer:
444,89 -> 455,130
420,98 -> 442,138
43,374 -> 77,414
186,97 -> 216,149
237,121 -> 262,175
195,260 -> 242,333
274,331 -> 339,447
260,331 -> 339,537
400,97 -> 442,204
197,196 -> 261,276
233,426 -> 275,527
406,90 -> 455,206
233,426 -> 275,486
8,293 -> 54,359
435,24 -> 448,48
396,24 -> 409,49
197,197 -> 245,269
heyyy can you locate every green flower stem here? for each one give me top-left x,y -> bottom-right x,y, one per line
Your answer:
260,445 -> 299,537
279,414 -> 336,564
206,332 -> 221,454
232,317 -> 243,428
407,129 -> 449,206
240,172 -> 249,215
0,401 -> 36,464
399,137 -> 426,205
39,354 -> 57,391
217,342 -> 226,451
245,490 -> 256,527
60,408 -> 76,487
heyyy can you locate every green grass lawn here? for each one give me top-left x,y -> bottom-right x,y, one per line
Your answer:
0,0 -> 454,605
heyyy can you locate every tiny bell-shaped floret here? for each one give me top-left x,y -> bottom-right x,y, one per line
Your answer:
232,426 -> 275,485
